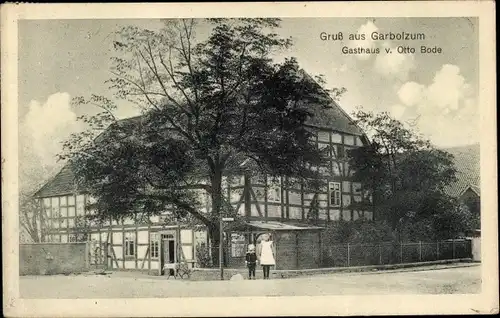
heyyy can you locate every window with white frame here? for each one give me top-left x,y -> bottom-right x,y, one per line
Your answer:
329,182 -> 341,207
150,233 -> 160,258
124,233 -> 136,257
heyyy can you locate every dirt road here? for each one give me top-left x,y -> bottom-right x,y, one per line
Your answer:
20,263 -> 481,298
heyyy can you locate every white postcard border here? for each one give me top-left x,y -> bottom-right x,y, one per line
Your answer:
2,2 -> 497,317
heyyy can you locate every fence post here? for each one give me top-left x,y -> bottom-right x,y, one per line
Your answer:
419,241 -> 422,262
400,242 -> 403,264
467,239 -> 472,259
84,241 -> 90,269
379,244 -> 382,265
347,243 -> 350,267
436,241 -> 439,260
318,232 -> 322,266
452,239 -> 456,259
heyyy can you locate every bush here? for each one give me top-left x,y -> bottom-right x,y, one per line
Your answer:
432,202 -> 479,240
322,219 -> 394,245
398,218 -> 435,242
350,219 -> 394,243
195,244 -> 212,268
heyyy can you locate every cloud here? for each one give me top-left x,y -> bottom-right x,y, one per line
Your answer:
417,99 -> 478,147
397,81 -> 425,106
374,43 -> 416,81
352,21 -> 378,61
350,21 -> 416,79
20,92 -> 83,189
114,103 -> 142,120
391,104 -> 406,119
425,64 -> 470,112
394,65 -> 478,147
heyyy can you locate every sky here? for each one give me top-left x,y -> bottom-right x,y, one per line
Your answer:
18,17 -> 479,190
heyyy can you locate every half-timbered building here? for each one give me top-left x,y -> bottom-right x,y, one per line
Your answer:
34,73 -> 373,273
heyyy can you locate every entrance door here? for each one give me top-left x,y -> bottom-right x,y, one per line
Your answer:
160,233 -> 176,275
163,239 -> 175,263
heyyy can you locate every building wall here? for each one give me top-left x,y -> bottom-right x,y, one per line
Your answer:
20,242 -> 90,275
38,190 -> 210,272
41,193 -> 86,243
99,226 -> 206,273
19,227 -> 34,244
460,188 -> 480,215
296,231 -> 321,269
229,130 -> 373,223
471,236 -> 481,261
275,232 -> 298,269
225,230 -> 323,270
36,131 -> 371,271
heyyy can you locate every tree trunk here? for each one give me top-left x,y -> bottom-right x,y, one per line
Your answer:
209,224 -> 221,267
209,163 -> 224,267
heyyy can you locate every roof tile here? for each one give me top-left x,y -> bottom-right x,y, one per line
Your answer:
33,164 -> 79,198
443,144 -> 480,198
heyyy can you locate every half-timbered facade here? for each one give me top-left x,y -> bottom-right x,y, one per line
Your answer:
34,73 -> 372,272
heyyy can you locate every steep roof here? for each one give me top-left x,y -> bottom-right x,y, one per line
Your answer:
34,72 -> 364,198
299,70 -> 364,136
34,164 -> 80,198
443,143 -> 480,198
33,116 -> 145,198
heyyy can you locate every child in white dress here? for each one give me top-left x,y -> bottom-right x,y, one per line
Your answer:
257,233 -> 275,279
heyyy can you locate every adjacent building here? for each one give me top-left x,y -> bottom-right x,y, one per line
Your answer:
444,144 -> 480,217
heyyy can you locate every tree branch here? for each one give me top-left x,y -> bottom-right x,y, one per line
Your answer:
158,48 -> 195,112
109,70 -> 161,111
142,42 -> 192,115
180,19 -> 199,103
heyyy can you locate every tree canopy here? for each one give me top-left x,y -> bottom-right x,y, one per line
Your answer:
59,18 -> 336,250
348,110 -> 474,241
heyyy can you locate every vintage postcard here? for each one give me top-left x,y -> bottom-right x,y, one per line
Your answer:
2,1 -> 498,317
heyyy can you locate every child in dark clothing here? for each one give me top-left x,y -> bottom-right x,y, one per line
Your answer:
245,244 -> 257,279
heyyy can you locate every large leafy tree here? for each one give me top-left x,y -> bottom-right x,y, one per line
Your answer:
348,110 -> 473,241
59,18 -> 332,263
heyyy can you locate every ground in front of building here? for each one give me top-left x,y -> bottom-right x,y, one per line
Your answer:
20,263 -> 481,298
